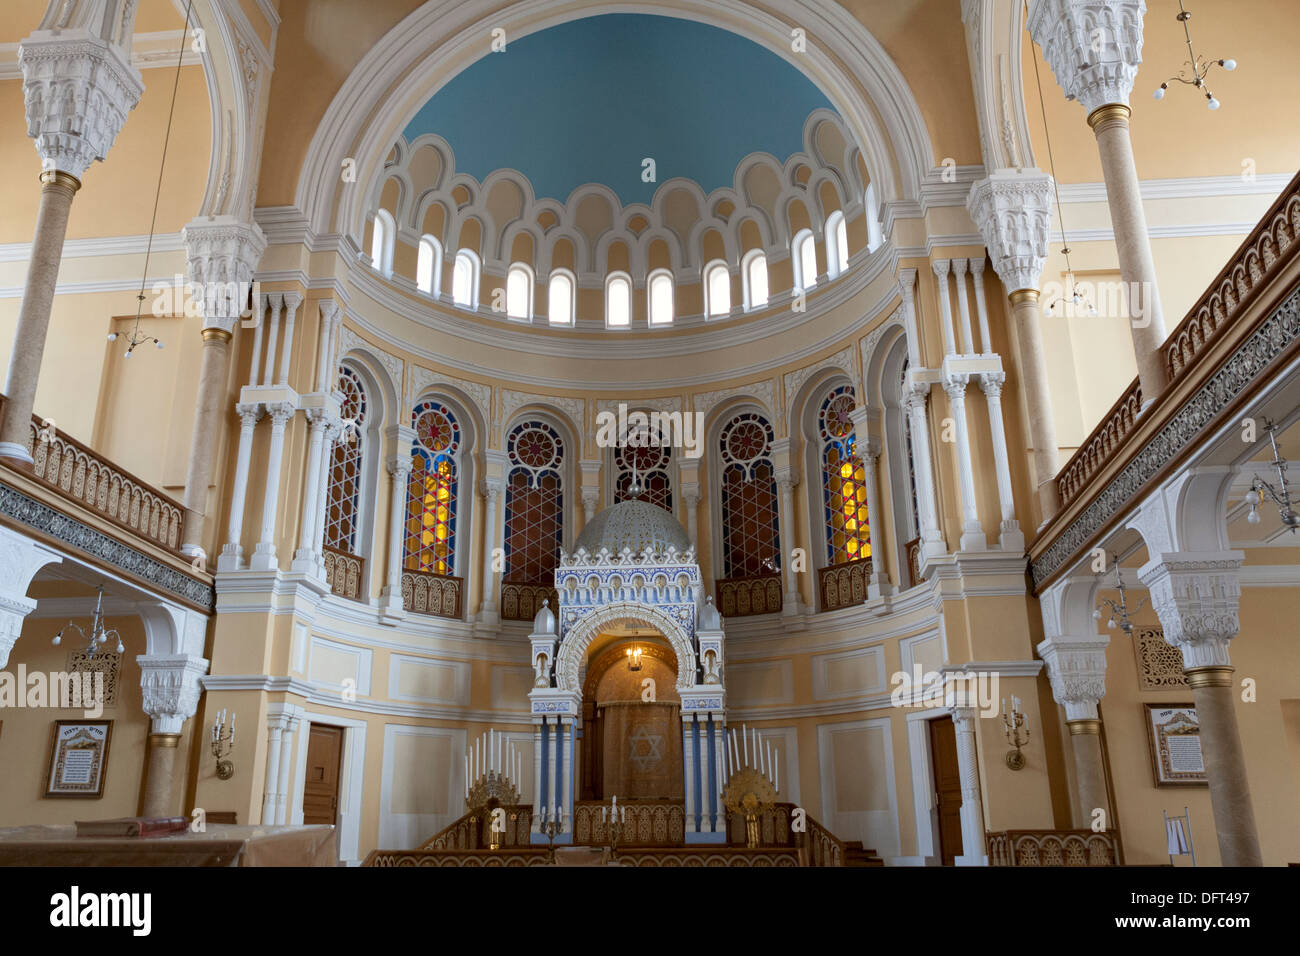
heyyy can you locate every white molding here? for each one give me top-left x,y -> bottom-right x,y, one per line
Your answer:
810,645 -> 888,700
1057,173 -> 1293,205
0,31 -> 201,79
379,723 -> 467,850
816,716 -> 901,858
724,659 -> 795,708
386,653 -> 470,706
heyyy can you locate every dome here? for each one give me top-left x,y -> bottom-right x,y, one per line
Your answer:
532,599 -> 556,635
573,499 -> 691,557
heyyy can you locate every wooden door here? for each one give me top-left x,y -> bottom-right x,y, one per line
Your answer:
929,715 -> 964,866
302,725 -> 344,827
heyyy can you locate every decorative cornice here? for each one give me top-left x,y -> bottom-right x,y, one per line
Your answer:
967,168 -> 1054,294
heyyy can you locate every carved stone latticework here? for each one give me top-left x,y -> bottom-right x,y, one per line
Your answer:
69,648 -> 120,707
967,169 -> 1055,294
1028,0 -> 1147,114
1133,625 -> 1187,689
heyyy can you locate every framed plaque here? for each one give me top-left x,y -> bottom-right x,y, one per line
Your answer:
45,720 -> 113,798
1144,704 -> 1207,787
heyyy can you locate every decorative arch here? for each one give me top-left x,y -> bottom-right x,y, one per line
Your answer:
554,601 -> 697,694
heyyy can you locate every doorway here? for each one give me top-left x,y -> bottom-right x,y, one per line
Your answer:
928,715 -> 964,866
303,725 -> 344,826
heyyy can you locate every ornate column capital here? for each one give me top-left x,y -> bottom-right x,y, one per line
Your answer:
775,468 -> 800,490
1036,635 -> 1110,722
1138,553 -> 1244,670
479,477 -> 504,502
235,402 -> 263,427
1027,0 -> 1147,115
931,258 -> 951,279
182,217 -> 268,334
978,370 -> 1006,398
19,13 -> 145,180
138,653 -> 209,735
967,168 -> 1055,295
943,373 -> 971,400
265,400 -> 296,425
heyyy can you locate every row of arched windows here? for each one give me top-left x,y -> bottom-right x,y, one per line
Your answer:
372,199 -> 874,328
320,365 -> 887,608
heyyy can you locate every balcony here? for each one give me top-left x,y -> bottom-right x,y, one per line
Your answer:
715,572 -> 782,617
1032,171 -> 1300,592
818,555 -> 872,612
322,546 -> 365,602
500,581 -> 558,622
0,397 -> 212,611
401,567 -> 463,618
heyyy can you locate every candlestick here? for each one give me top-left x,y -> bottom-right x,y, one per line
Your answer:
774,749 -> 780,792
742,724 -> 749,766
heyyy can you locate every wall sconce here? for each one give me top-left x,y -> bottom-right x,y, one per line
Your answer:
211,709 -> 235,780
625,644 -> 643,672
1002,696 -> 1029,770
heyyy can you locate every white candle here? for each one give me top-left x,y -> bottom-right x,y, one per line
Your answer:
774,749 -> 780,792
742,724 -> 749,767
465,755 -> 470,798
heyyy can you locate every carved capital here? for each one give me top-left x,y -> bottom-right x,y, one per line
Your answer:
967,169 -> 1055,294
1037,635 -> 1110,722
1139,554 -> 1243,670
1028,0 -> 1147,114
138,653 -> 209,735
182,217 -> 268,333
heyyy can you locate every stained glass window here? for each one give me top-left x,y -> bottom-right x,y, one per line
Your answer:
718,412 -> 780,578
613,435 -> 673,513
323,365 -> 367,553
819,385 -> 870,564
404,400 -> 460,575
503,421 -> 565,583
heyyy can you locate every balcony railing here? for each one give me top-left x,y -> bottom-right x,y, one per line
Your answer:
905,536 -> 922,588
1053,172 -> 1300,514
500,581 -> 558,622
818,555 -> 872,612
987,829 -> 1121,866
322,546 -> 364,602
401,567 -> 463,618
715,572 -> 782,617
25,414 -> 184,556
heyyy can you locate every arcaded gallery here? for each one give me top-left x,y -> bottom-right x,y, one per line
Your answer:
0,0 -> 1297,903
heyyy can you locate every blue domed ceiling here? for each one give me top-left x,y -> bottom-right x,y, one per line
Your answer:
401,14 -> 836,206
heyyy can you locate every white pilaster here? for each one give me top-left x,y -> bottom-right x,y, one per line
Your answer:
943,375 -> 986,551
682,715 -> 697,834
969,258 -> 993,354
952,258 -> 976,354
277,292 -> 303,386
250,401 -> 296,571
775,469 -> 803,616
978,373 -> 1022,552
478,477 -> 503,625
381,426 -> 416,619
262,293 -> 283,387
950,706 -> 988,865
291,411 -> 330,574
219,403 -> 262,572
932,259 -> 957,356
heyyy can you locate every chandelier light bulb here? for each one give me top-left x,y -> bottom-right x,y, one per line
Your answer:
1247,508 -> 1261,525
1246,488 -> 1262,507
1092,608 -> 1102,621
1221,58 -> 1236,71
124,350 -> 132,359
106,332 -> 118,342
1207,96 -> 1221,110
155,340 -> 164,349
1107,617 -> 1116,630
1153,85 -> 1166,100
52,634 -> 61,646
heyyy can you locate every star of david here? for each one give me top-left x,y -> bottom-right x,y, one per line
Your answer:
627,725 -> 664,772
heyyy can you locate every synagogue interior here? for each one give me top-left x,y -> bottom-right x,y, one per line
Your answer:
0,0 -> 1297,872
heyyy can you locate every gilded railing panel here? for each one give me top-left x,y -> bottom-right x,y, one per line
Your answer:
322,546 -> 364,602
986,829 -> 1121,866
715,573 -> 782,617
421,805 -> 532,850
25,415 -> 184,556
500,582 -> 558,622
401,568 -> 463,618
817,556 -> 872,612
572,799 -> 686,846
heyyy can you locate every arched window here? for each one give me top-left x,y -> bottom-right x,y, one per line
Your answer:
793,230 -> 817,291
718,412 -> 781,578
452,250 -> 478,308
648,270 -> 674,326
324,365 -> 368,555
743,250 -> 769,310
504,421 -> 565,584
506,263 -> 532,320
613,436 -> 673,513
606,273 -> 632,328
548,270 -> 575,326
900,359 -> 921,540
417,236 -> 442,295
819,385 -> 869,564
704,260 -> 731,318
826,212 -> 849,277
370,210 -> 395,275
864,183 -> 884,252
405,401 -> 461,576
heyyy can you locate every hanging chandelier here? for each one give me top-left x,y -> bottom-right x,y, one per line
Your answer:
52,587 -> 124,659
1245,419 -> 1298,531
1152,1 -> 1237,110
625,643 -> 643,672
1092,556 -> 1146,637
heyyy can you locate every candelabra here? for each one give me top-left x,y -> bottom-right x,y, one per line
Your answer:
625,643 -> 643,672
1045,266 -> 1097,317
1152,1 -> 1237,110
210,709 -> 235,780
52,587 -> 123,659
1002,696 -> 1029,771
539,812 -> 560,862
602,795 -> 627,859
1245,419 -> 1298,532
1092,555 -> 1147,636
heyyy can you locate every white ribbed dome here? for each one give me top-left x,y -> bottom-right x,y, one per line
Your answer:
574,500 -> 691,556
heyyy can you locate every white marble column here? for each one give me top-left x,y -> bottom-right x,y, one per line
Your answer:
219,403 -> 263,572
943,376 -> 986,551
272,706 -> 302,825
478,478 -> 503,624
682,715 -> 697,834
276,292 -> 303,386
1037,635 -> 1112,827
773,469 -> 803,616
381,427 -> 415,618
967,170 -> 1062,524
904,387 -> 946,560
977,373 -> 1022,552
315,301 -> 342,392
559,716 -> 573,829
969,258 -> 993,354
530,722 -> 545,836
681,487 -> 701,552
310,421 -> 340,575
0,12 -> 143,462
712,717 -> 726,831
1028,0 -> 1167,406
949,706 -> 988,865
262,293 -> 283,387
261,721 -> 285,825
951,258 -> 976,354
250,401 -> 296,572
932,260 -> 958,356
291,412 -> 329,573
138,652 -> 208,818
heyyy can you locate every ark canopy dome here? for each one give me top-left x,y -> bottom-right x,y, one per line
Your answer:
573,499 -> 691,557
